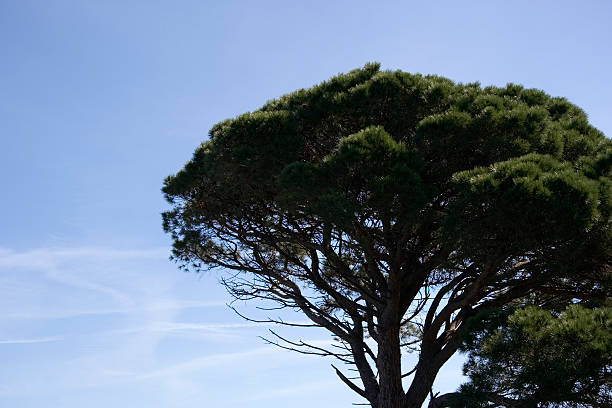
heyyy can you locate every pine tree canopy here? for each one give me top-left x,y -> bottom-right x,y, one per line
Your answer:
162,64 -> 611,408
450,305 -> 611,407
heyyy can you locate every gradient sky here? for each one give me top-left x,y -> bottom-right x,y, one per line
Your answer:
1,1 -> 611,407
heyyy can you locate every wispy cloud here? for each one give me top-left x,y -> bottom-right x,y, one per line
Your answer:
0,246 -> 174,311
133,321 -> 269,334
0,244 -> 226,323
121,319 -> 314,334
0,245 -> 339,404
0,336 -> 63,345
2,300 -> 226,321
0,246 -> 169,269
135,347 -> 276,380
237,379 -> 339,402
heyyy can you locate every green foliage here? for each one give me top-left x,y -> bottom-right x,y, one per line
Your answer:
277,126 -> 427,225
447,153 -> 604,256
162,64 -> 611,407
163,63 -> 610,278
453,305 -> 612,407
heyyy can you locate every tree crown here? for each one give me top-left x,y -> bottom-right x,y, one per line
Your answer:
162,64 -> 610,408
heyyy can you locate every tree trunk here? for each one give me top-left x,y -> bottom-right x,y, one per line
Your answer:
403,352 -> 440,408
376,324 -> 404,408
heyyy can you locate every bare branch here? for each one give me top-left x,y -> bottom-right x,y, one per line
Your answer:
332,364 -> 370,401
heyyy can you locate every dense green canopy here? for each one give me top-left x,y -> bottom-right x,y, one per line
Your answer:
164,63 -> 610,271
451,305 -> 612,407
163,64 -> 611,408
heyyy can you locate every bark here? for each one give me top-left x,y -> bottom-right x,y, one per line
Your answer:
403,351 -> 441,408
404,334 -> 464,408
376,323 -> 404,408
375,267 -> 403,407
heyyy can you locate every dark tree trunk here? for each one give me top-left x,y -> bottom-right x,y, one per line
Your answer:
376,323 -> 404,408
403,352 -> 441,408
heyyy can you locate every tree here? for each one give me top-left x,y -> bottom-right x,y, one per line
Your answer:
162,64 -> 611,408
436,304 -> 612,408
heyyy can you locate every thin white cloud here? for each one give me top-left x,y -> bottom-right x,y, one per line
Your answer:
0,245 -> 224,322
125,319 -> 314,333
0,246 -> 170,304
0,246 -> 169,269
0,244 -> 344,403
136,347 -> 276,380
2,300 -> 226,321
0,336 -> 63,344
108,339 -> 336,383
142,321 -> 267,332
237,379 -> 339,402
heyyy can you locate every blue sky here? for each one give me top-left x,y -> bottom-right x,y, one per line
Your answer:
1,1 -> 611,407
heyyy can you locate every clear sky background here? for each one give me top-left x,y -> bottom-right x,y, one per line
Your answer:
1,1 -> 611,407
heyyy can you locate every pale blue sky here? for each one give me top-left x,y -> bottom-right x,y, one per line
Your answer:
1,1 -> 611,407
